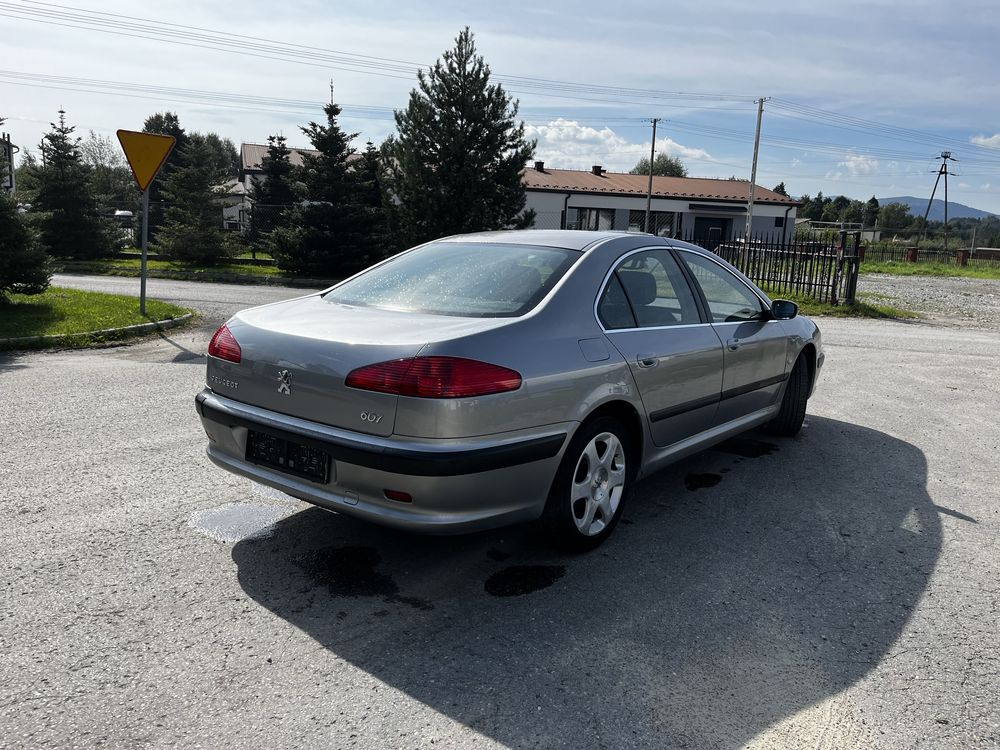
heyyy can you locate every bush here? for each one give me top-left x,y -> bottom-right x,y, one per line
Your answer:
154,223 -> 238,266
0,192 -> 51,300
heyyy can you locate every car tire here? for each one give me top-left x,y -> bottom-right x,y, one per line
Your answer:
542,415 -> 635,552
766,355 -> 810,437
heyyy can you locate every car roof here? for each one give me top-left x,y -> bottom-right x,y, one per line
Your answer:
436,229 -> 643,252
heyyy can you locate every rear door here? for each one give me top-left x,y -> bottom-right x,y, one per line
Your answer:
676,249 -> 789,426
598,248 -> 724,448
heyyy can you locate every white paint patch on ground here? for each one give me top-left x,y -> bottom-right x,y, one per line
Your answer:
188,502 -> 297,544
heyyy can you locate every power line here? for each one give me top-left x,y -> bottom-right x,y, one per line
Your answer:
0,1 -> 755,110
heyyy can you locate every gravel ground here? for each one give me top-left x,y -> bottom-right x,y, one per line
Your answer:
858,273 -> 1000,328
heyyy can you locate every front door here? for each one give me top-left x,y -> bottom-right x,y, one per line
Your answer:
598,249 -> 724,448
677,250 -> 789,425
693,217 -> 731,250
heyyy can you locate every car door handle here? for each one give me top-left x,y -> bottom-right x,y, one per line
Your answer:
727,338 -> 741,351
637,355 -> 658,368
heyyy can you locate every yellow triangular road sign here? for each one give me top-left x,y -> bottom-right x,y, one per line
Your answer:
116,129 -> 176,192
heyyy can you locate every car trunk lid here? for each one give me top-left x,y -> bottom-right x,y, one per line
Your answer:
207,294 -> 510,437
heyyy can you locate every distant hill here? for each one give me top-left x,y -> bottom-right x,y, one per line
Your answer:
878,196 -> 997,222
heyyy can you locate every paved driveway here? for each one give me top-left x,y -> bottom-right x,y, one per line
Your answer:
2,278 -> 998,748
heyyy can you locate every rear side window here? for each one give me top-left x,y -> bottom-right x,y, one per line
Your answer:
323,242 -> 577,317
597,274 -> 636,330
599,249 -> 701,329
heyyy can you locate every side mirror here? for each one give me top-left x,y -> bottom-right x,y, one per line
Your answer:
770,299 -> 798,320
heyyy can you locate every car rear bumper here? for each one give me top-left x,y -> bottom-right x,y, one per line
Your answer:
195,389 -> 572,534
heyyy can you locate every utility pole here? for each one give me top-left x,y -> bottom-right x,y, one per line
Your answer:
644,118 -> 659,233
920,151 -> 957,247
330,78 -> 335,105
943,153 -> 950,252
744,97 -> 769,240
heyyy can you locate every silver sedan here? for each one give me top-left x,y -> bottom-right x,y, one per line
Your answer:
196,230 -> 823,550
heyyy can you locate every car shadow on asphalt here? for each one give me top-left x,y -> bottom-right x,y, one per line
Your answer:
231,416 -> 940,748
0,352 -> 29,371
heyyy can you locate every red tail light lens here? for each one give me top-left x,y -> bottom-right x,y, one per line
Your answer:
346,356 -> 521,398
208,324 -> 241,363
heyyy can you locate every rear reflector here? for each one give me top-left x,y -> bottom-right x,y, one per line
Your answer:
346,356 -> 521,398
208,324 -> 241,363
383,489 -> 412,503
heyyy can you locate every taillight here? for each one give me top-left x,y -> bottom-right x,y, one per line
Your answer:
346,356 -> 521,398
208,324 -> 241,363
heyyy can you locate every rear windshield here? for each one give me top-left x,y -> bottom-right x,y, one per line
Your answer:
323,242 -> 578,317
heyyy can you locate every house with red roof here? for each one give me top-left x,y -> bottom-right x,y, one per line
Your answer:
522,162 -> 800,243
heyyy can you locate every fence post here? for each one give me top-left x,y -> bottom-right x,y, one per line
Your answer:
844,232 -> 861,305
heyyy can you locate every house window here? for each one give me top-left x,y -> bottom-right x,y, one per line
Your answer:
576,208 -> 615,231
774,216 -> 785,228
628,210 -> 675,237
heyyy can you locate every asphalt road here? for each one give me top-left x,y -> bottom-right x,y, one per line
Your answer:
2,277 -> 999,749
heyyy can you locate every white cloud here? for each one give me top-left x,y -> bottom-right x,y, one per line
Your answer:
982,183 -> 993,190
837,154 -> 879,176
524,119 -> 711,172
970,134 -> 1000,148
825,170 -> 844,181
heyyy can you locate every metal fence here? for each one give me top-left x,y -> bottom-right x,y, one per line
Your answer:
860,243 -> 1000,269
681,231 -> 862,305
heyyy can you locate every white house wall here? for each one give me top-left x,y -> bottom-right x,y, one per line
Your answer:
524,189 -> 796,241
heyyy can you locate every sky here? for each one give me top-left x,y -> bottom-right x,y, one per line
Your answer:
3,0 -> 1000,212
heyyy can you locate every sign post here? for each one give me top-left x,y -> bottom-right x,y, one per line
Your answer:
115,130 -> 176,315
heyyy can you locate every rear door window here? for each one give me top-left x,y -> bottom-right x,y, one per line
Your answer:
599,250 -> 701,328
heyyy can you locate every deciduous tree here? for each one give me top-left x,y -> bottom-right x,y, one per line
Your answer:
630,153 -> 688,178
879,202 -> 912,230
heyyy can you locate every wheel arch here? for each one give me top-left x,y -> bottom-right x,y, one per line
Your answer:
575,399 -> 645,467
797,342 -> 818,394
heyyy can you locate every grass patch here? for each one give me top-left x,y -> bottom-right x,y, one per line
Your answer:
0,287 -> 192,349
861,261 -> 1000,280
59,258 -> 286,278
764,287 -> 918,320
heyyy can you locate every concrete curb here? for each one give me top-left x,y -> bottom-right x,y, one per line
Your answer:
0,312 -> 195,349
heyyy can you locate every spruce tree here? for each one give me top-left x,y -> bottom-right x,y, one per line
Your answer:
154,138 -> 231,265
33,110 -> 112,259
247,135 -> 296,254
0,190 -> 51,299
865,196 -> 880,227
271,103 -> 380,277
143,111 -> 188,239
355,141 -> 389,250
384,28 -> 535,246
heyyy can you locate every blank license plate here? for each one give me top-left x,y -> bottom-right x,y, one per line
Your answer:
246,429 -> 330,483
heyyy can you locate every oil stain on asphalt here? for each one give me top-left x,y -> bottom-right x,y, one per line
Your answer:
712,436 -> 779,459
296,545 -> 434,610
484,565 -> 566,597
685,473 -> 722,491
